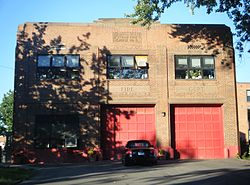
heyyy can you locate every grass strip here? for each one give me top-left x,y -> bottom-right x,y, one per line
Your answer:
0,167 -> 33,185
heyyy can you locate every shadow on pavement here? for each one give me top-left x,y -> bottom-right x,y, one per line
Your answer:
20,159 -> 250,185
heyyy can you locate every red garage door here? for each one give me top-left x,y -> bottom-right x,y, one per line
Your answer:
101,105 -> 156,160
173,105 -> 224,159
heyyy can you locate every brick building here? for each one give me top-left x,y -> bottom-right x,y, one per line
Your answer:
13,18 -> 239,163
237,82 -> 250,151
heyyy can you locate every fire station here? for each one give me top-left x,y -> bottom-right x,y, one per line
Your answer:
13,18 -> 239,163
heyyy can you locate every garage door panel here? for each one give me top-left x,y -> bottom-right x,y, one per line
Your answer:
178,115 -> 187,122
195,115 -> 203,121
120,123 -> 128,130
205,140 -> 214,147
205,132 -> 213,138
213,123 -> 221,130
212,114 -> 220,121
204,115 -> 212,121
145,114 -> 154,123
187,123 -> 196,130
138,123 -> 145,130
197,140 -> 205,147
146,123 -> 155,131
187,114 -> 195,121
212,132 -> 220,139
128,123 -> 137,131
173,105 -> 224,159
178,132 -> 188,139
118,132 -> 128,140
204,123 -> 213,130
213,139 -> 223,146
137,114 -> 145,122
196,123 -> 204,131
178,123 -> 187,131
137,132 -> 146,139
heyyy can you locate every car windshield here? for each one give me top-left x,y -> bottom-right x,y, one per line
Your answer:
126,141 -> 151,148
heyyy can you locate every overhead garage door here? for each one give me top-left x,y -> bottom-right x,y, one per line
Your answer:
172,105 -> 224,159
101,105 -> 156,160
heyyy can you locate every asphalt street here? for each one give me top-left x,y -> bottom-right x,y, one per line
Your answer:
20,159 -> 250,185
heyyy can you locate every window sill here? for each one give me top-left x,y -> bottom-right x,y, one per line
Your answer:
107,79 -> 149,81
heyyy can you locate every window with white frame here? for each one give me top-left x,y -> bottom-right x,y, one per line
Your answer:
37,54 -> 80,80
175,56 -> 215,80
107,55 -> 148,79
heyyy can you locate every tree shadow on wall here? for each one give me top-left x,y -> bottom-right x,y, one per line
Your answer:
13,22 -> 133,164
169,24 -> 234,69
101,105 -> 137,160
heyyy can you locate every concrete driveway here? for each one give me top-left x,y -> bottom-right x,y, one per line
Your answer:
21,159 -> 250,185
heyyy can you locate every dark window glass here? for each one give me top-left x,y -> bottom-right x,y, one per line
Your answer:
35,115 -> 79,148
175,56 -> 215,80
66,55 -> 80,68
38,55 -> 51,67
109,56 -> 120,67
107,55 -> 148,79
37,54 -> 80,80
247,90 -> 250,102
52,56 -> 65,67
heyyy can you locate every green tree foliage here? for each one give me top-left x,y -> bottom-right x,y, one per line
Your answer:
128,0 -> 250,53
0,90 -> 14,134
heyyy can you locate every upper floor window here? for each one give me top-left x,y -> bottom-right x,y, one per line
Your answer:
107,55 -> 148,79
247,90 -> 250,102
175,56 -> 215,80
37,54 -> 80,80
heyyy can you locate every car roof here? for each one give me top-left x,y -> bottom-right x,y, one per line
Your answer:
126,140 -> 150,143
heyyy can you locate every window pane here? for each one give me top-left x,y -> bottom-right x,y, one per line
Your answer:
203,69 -> 215,79
247,90 -> 250,102
108,56 -> 120,67
38,55 -> 50,67
121,69 -> 135,79
65,137 -> 77,147
135,69 -> 148,79
175,69 -> 187,79
68,69 -> 80,80
37,68 -> 52,79
121,56 -> 134,67
191,58 -> 201,68
176,58 -> 188,68
52,56 -> 65,67
108,68 -> 121,79
203,57 -> 214,68
135,56 -> 147,67
51,68 -> 66,79
189,69 -> 202,79
66,55 -> 80,67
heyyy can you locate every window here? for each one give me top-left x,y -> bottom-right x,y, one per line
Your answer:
175,56 -> 215,79
107,55 -> 148,79
247,90 -> 250,102
37,54 -> 80,80
34,115 -> 79,148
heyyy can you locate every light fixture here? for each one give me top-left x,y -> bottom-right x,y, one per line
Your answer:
161,112 -> 166,117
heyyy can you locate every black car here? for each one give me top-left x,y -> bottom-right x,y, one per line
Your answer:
122,140 -> 158,166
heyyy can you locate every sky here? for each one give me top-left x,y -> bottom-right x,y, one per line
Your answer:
0,0 -> 249,101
